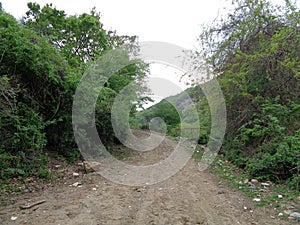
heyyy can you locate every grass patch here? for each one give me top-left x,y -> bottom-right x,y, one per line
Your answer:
193,147 -> 299,220
110,145 -> 133,160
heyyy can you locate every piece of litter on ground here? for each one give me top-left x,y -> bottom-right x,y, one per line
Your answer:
71,182 -> 81,187
71,182 -> 78,187
253,198 -> 261,202
10,216 -> 17,221
92,188 -> 97,191
73,172 -> 80,177
290,212 -> 300,219
277,195 -> 283,199
19,200 -> 46,210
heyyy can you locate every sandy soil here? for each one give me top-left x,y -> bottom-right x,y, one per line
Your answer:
0,131 -> 293,225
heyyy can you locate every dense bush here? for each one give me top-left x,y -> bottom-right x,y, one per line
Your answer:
0,10 -> 65,179
226,98 -> 300,184
0,3 -> 147,182
195,0 -> 300,188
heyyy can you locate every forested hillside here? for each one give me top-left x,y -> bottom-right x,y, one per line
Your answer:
0,2 -> 147,183
135,85 -> 210,140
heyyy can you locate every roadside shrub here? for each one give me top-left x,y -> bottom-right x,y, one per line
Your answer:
246,132 -> 299,182
225,99 -> 300,188
198,131 -> 209,145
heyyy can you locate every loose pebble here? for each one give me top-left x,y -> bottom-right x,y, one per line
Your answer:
251,179 -> 258,184
71,181 -> 81,187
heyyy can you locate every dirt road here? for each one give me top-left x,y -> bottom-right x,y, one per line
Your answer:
0,132 -> 292,225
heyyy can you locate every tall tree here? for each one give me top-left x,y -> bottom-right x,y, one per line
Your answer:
195,0 -> 300,184
197,0 -> 300,132
23,2 -> 149,147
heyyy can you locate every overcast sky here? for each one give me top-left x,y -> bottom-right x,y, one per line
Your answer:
2,0 -> 234,49
1,0 -> 294,106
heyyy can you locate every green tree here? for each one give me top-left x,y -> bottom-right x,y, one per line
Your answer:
23,3 -> 138,68
0,8 -> 67,179
0,3 -> 148,183
196,0 -> 300,186
22,2 -> 149,147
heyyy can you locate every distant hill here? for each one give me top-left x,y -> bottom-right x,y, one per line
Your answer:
134,84 -> 210,139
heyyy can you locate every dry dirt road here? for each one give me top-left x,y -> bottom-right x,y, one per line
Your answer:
0,132 -> 293,225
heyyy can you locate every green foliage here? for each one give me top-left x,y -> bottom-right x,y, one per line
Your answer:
37,167 -> 53,179
0,7 -> 69,155
10,103 -> 47,152
135,83 -> 212,143
20,2 -> 148,149
247,133 -> 299,181
22,2 -> 138,68
0,3 -> 148,187
134,84 -> 211,142
197,131 -> 209,145
195,0 -> 300,188
225,98 -> 300,185
136,99 -> 180,134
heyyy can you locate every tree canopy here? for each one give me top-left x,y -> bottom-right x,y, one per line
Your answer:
195,0 -> 299,186
0,3 -> 148,181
